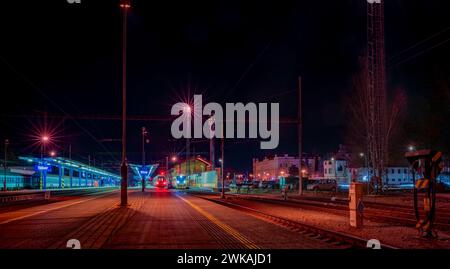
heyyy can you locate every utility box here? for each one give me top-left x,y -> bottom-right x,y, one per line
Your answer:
349,182 -> 364,228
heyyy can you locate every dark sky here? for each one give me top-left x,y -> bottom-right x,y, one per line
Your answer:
0,0 -> 449,171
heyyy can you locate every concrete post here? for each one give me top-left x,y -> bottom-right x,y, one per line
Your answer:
349,182 -> 364,228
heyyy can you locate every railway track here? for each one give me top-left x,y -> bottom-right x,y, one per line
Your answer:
189,190 -> 450,231
191,193 -> 398,249
291,195 -> 450,227
223,193 -> 450,231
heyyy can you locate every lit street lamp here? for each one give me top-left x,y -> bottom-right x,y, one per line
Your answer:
40,135 -> 50,159
40,135 -> 50,190
408,145 -> 415,152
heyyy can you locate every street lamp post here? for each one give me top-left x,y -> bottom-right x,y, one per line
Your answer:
297,76 -> 303,195
166,156 -> 169,173
40,135 -> 49,190
141,127 -> 147,165
120,0 -> 131,206
3,139 -> 9,191
360,152 -> 369,194
221,137 -> 225,198
141,127 -> 148,192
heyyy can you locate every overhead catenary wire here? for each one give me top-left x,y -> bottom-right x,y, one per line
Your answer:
0,56 -> 120,164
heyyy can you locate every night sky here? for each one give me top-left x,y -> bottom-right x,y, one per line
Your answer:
0,0 -> 449,171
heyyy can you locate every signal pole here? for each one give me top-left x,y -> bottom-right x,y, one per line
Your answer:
120,0 -> 130,206
298,76 -> 303,195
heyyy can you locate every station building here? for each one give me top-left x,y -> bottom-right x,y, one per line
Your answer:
170,156 -> 219,189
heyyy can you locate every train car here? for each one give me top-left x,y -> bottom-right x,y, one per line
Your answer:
174,175 -> 188,189
154,175 -> 168,188
0,171 -> 25,190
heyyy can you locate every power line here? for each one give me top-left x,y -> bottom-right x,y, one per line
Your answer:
0,56 -> 120,163
389,37 -> 450,67
388,25 -> 450,67
389,25 -> 450,61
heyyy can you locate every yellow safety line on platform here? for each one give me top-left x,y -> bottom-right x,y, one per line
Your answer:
177,194 -> 260,249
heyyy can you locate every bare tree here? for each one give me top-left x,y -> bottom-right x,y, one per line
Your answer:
344,57 -> 407,191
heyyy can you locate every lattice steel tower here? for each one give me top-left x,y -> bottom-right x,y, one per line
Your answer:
366,0 -> 387,185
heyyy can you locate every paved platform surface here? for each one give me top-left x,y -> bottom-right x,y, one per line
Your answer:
0,189 -> 336,249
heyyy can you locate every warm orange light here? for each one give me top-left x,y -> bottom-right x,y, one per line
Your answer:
120,4 -> 131,8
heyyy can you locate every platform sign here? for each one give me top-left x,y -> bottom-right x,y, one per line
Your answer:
36,164 -> 49,171
139,167 -> 149,179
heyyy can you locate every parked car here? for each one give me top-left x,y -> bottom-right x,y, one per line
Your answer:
307,179 -> 337,192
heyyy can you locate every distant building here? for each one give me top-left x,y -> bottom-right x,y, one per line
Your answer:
323,158 -> 350,184
171,156 -> 212,176
318,145 -> 417,186
252,154 -> 322,181
320,156 -> 414,186
355,167 -> 413,185
170,156 -> 218,189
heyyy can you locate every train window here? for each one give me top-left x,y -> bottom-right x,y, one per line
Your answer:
64,169 -> 70,176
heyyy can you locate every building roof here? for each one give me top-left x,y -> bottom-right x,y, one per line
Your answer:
18,156 -> 120,179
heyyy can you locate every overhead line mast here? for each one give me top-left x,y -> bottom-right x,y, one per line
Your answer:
366,0 -> 387,190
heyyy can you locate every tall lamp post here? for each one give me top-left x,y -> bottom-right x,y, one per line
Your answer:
183,105 -> 192,179
360,152 -> 369,194
40,135 -> 49,190
297,76 -> 303,195
141,127 -> 148,192
220,138 -> 225,198
3,139 -> 9,191
120,0 -> 131,206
